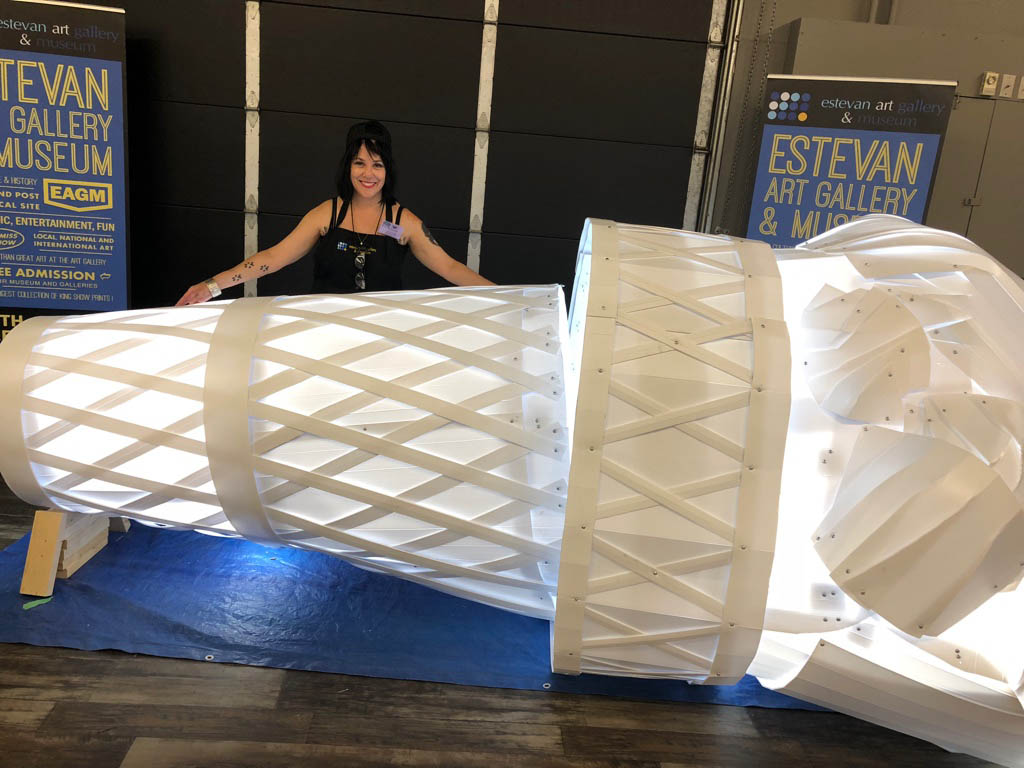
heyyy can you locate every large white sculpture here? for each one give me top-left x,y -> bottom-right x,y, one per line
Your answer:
1,214 -> 1022,766
0,287 -> 570,617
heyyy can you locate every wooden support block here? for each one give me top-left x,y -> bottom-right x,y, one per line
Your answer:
20,509 -> 68,597
109,517 -> 131,533
61,508 -> 102,540
56,519 -> 109,579
21,510 -> 115,597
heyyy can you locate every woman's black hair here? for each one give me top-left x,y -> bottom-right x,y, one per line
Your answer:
335,120 -> 398,204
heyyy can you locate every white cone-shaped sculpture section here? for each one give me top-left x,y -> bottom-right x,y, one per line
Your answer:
760,215 -> 1024,767
0,287 -> 570,617
551,219 -> 790,683
813,428 -> 1024,638
906,393 -> 1024,499
801,285 -> 929,425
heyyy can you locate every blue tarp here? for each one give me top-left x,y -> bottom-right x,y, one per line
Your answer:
0,526 -> 819,708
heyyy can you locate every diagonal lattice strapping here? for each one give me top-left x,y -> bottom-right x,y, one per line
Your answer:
554,220 -> 786,683
2,287 -> 570,620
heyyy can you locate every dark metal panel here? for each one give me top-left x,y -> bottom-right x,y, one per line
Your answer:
925,97 -> 994,237
262,0 -> 482,21
491,25 -> 706,145
131,206 -> 244,309
90,0 -> 244,106
130,102 -> 243,211
479,233 -> 579,301
257,213 -> 314,296
257,214 -> 468,294
968,100 -> 1024,276
260,3 -> 481,127
499,0 -> 713,42
402,229 -> 470,289
484,132 -> 689,240
259,112 -> 474,231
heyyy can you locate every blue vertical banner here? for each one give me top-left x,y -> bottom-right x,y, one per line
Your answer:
0,0 -> 126,340
747,76 -> 956,247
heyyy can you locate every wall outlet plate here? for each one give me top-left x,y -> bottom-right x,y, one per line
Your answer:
998,73 -> 1017,98
980,71 -> 999,96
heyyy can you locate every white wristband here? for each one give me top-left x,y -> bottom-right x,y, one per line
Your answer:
204,279 -> 222,298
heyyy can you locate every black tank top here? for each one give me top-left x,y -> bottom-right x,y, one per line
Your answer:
311,198 -> 407,293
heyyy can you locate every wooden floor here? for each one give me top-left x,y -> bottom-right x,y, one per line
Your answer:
0,486 -> 999,767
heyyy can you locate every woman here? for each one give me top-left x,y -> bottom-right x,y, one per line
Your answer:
176,120 -> 492,305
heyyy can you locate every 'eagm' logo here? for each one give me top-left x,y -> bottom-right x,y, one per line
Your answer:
43,179 -> 114,212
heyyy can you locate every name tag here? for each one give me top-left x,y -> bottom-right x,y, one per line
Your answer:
377,221 -> 404,240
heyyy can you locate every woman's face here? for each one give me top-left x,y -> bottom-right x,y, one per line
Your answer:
350,143 -> 386,200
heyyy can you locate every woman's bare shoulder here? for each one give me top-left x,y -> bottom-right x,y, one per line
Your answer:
309,198 -> 338,216
308,197 -> 340,234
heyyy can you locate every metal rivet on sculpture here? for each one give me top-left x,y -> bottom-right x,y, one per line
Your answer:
1,214 -> 1022,766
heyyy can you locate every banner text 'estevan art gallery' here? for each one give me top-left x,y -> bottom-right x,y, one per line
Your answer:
747,76 -> 956,248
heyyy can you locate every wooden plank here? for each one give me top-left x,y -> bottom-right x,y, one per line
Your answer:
0,698 -> 55,728
744,707 -> 982,762
19,509 -> 66,597
0,670 -> 284,708
0,646 -> 285,709
277,670 -> 583,726
305,712 -> 563,755
576,697 -> 758,736
0,731 -> 131,768
792,743 -> 1000,768
562,725 -> 809,766
120,738 -> 663,768
20,510 -> 115,592
56,525 -> 108,579
40,701 -> 311,745
60,510 -> 108,541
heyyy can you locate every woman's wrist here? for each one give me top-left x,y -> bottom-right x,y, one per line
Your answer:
204,278 -> 222,298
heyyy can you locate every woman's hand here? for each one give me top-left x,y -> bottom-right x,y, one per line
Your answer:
175,281 -> 216,306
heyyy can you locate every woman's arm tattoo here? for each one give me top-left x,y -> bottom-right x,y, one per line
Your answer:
421,221 -> 439,246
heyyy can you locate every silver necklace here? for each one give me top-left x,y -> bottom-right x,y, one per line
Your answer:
350,200 -> 384,248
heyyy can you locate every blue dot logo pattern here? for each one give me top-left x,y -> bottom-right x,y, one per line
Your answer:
768,89 -> 810,122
